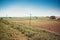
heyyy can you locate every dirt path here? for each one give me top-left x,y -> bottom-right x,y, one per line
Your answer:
37,24 -> 60,34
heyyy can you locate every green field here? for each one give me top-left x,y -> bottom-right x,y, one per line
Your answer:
0,17 -> 60,40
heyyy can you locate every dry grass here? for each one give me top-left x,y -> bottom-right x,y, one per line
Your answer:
6,18 -> 60,33
0,22 -> 28,40
0,17 -> 60,40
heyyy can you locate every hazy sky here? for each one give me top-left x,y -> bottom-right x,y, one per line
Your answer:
0,0 -> 60,17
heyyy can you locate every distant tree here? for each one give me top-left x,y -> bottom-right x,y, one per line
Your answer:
46,16 -> 49,18
50,16 -> 56,19
9,17 -> 12,18
35,16 -> 38,19
0,18 -> 3,21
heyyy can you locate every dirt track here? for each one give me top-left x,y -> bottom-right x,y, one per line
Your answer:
37,24 -> 60,34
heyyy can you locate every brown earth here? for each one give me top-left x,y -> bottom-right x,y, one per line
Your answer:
34,24 -> 60,34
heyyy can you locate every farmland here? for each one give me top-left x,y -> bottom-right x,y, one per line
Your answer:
0,17 -> 60,40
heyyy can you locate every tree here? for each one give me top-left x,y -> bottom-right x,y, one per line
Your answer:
35,16 -> 38,19
46,16 -> 49,18
0,18 -> 3,21
50,16 -> 56,19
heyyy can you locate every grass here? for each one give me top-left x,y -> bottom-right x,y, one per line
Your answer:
5,17 -> 60,33
0,22 -> 28,40
0,17 -> 60,40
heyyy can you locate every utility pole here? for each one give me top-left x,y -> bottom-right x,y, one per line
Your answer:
6,14 -> 8,17
6,14 -> 8,19
29,13 -> 32,26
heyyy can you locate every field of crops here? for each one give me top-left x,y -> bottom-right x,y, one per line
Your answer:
0,17 -> 60,40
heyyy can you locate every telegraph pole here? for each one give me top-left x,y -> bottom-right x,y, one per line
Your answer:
29,13 -> 32,26
6,14 -> 8,17
6,14 -> 8,19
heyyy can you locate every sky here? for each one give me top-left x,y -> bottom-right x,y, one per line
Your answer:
0,0 -> 60,17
